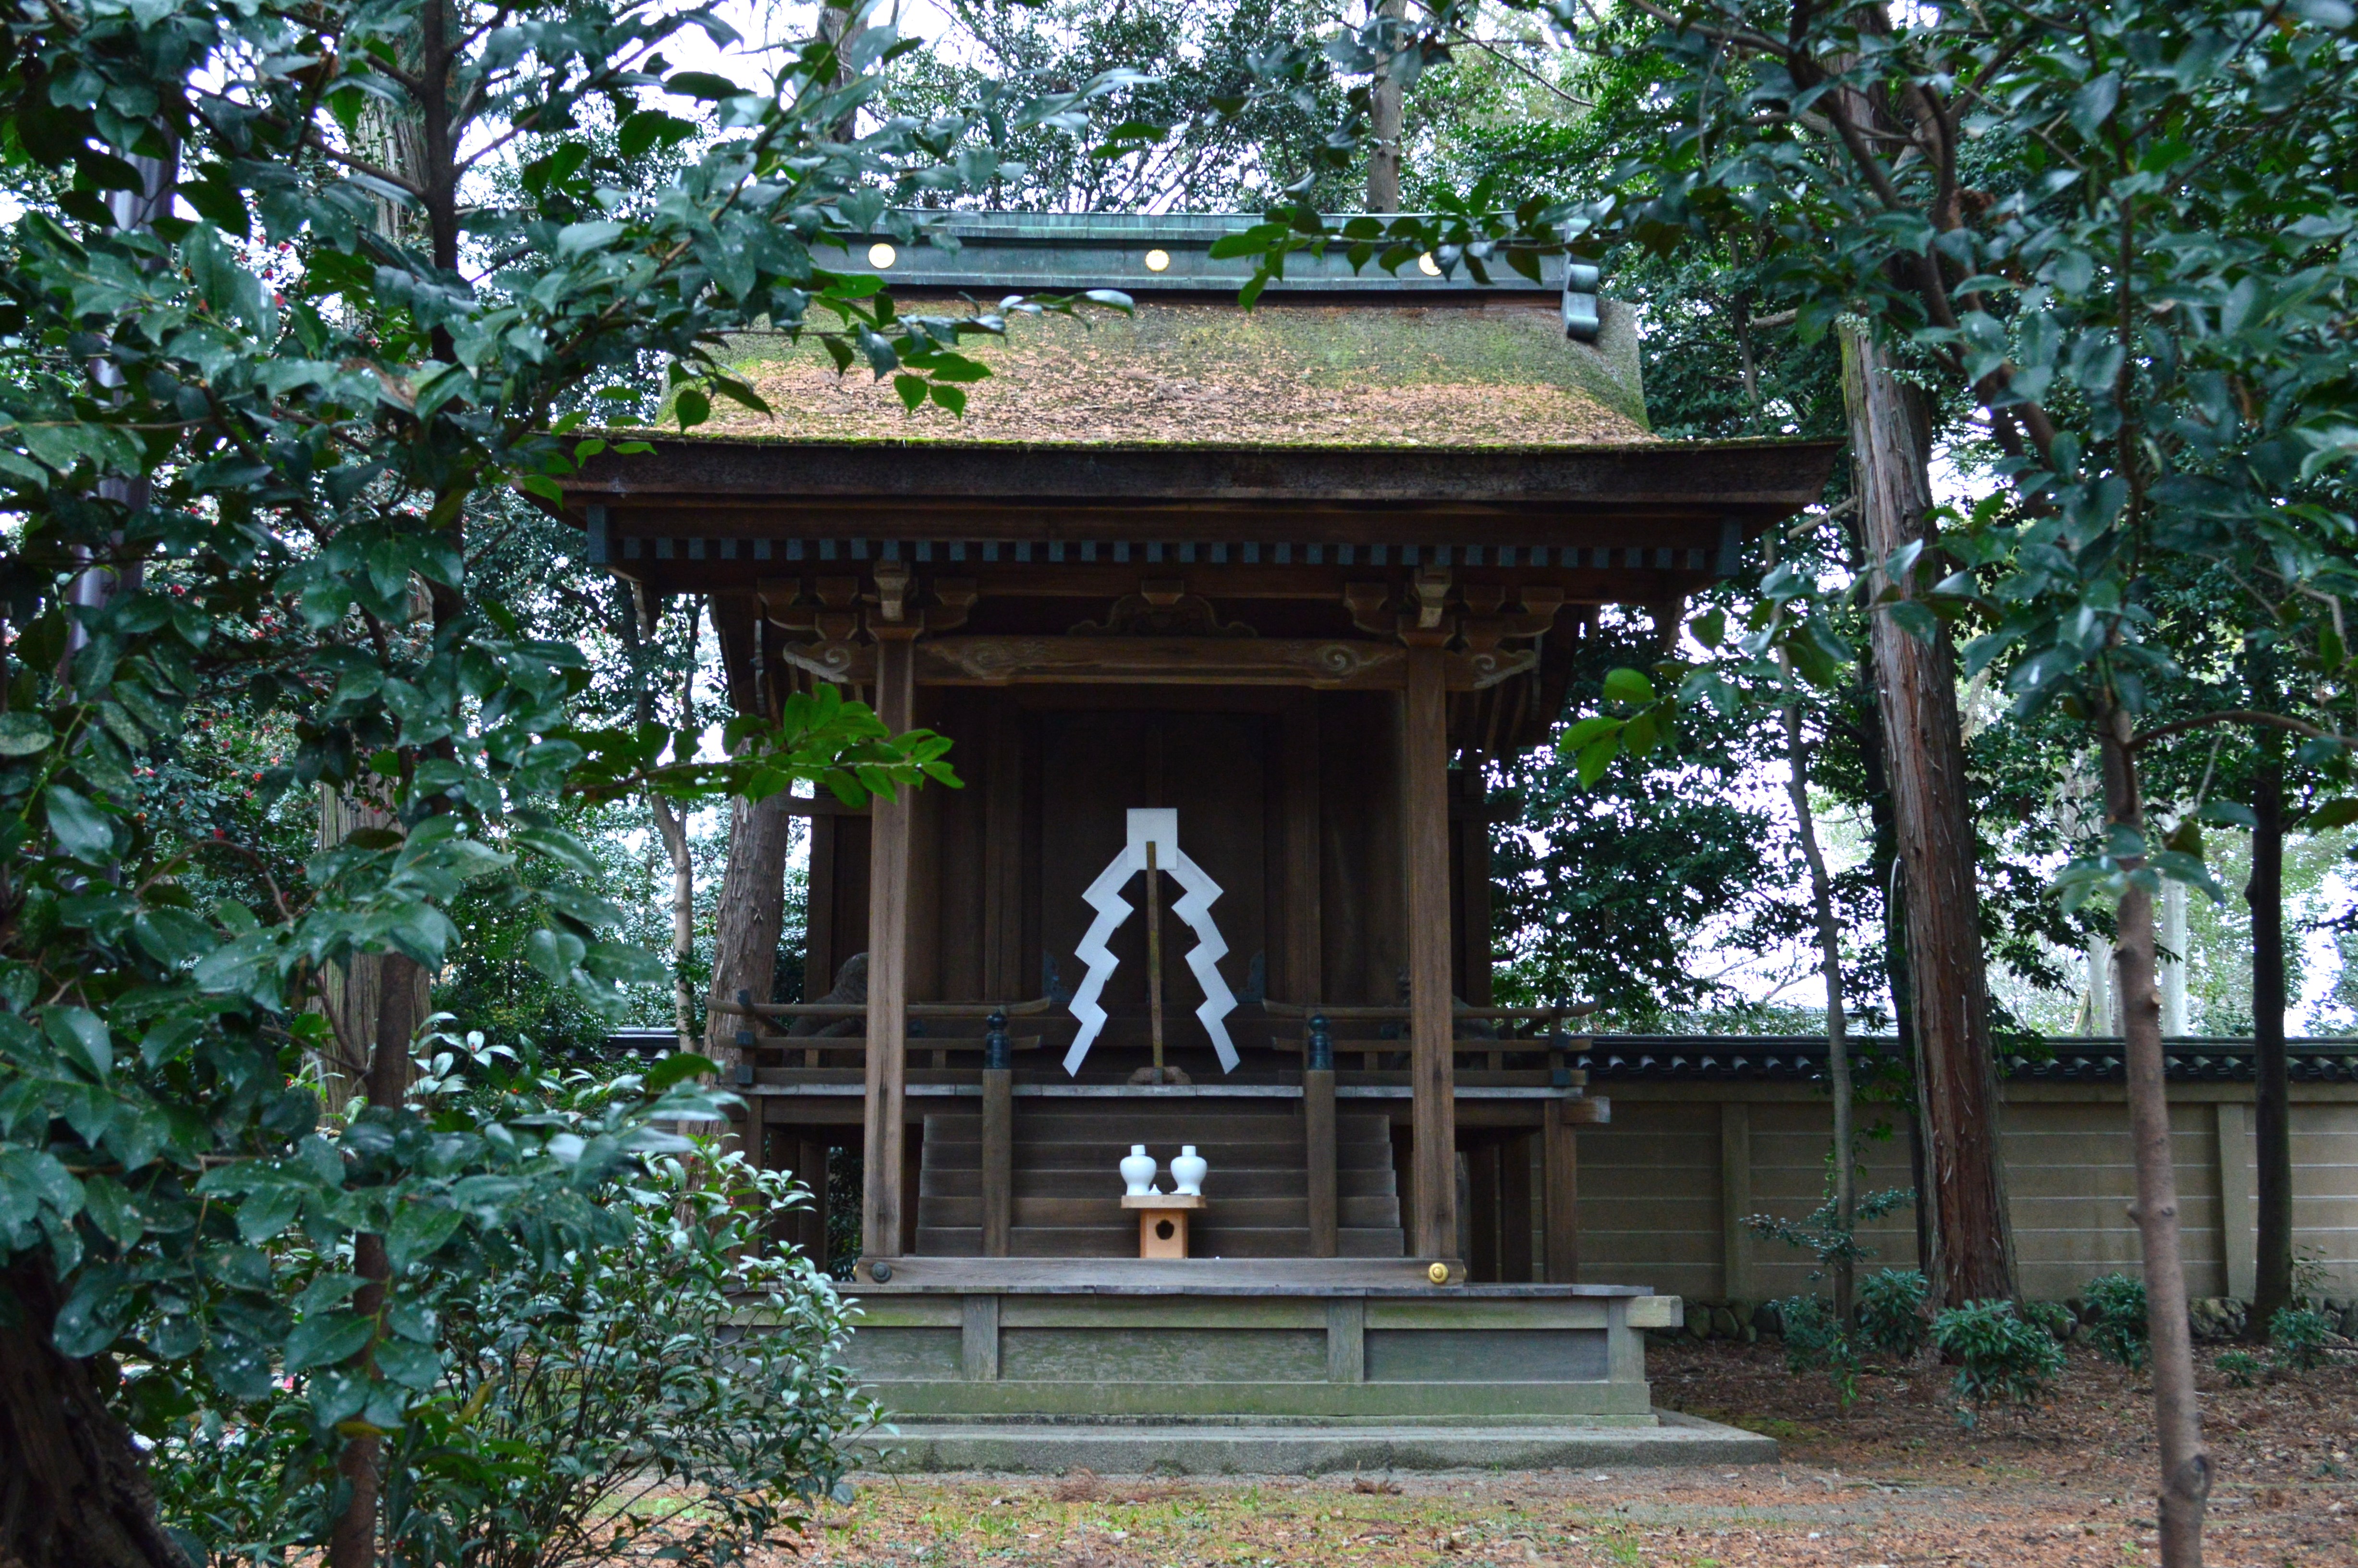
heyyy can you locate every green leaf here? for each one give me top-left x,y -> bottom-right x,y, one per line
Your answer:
1886,600 -> 1940,646
892,374 -> 927,411
375,1339 -> 442,1389
1600,668 -> 1655,707
385,1201 -> 464,1273
617,110 -> 694,158
132,908 -> 217,969
2300,798 -> 2358,830
283,1310 -> 375,1373
42,1007 -> 112,1082
0,713 -> 54,756
647,1052 -> 718,1093
554,220 -> 626,259
667,70 -> 746,101
1576,738 -> 1617,788
43,785 -> 114,863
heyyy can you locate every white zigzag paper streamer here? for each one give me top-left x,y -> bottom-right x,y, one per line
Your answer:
1062,809 -> 1239,1076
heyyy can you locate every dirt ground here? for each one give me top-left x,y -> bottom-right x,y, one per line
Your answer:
770,1341 -> 2358,1567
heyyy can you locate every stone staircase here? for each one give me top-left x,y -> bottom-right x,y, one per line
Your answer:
915,1103 -> 1405,1257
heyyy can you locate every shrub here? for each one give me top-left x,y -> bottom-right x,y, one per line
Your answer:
147,1045 -> 872,1568
1856,1269 -> 1930,1359
2268,1305 -> 2335,1373
1932,1299 -> 2066,1424
2216,1349 -> 2265,1388
2026,1300 -> 2075,1341
1775,1294 -> 1860,1410
2082,1273 -> 2149,1369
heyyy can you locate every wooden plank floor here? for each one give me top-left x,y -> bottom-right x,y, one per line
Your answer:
916,1105 -> 1405,1258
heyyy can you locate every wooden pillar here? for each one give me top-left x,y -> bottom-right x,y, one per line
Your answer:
861,629 -> 917,1269
1501,1131 -> 1535,1283
981,1065 -> 1013,1257
1467,1141 -> 1502,1282
1405,638 -> 1458,1260
1305,1064 -> 1338,1257
1543,1098 -> 1579,1283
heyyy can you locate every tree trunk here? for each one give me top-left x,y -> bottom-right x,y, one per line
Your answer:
653,793 -> 696,1050
1366,0 -> 1406,213
1781,676 -> 1855,1322
1858,686 -> 1934,1273
1840,322 -> 2016,1308
327,952 -> 425,1568
2100,718 -> 2210,1568
703,790 -> 797,1071
0,1261 -> 190,1568
2248,759 -> 2291,1333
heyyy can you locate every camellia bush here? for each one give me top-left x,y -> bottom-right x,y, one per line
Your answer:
144,1036 -> 873,1568
0,0 -> 1143,1563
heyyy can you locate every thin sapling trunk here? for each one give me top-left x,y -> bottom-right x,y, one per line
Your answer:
2101,715 -> 2211,1568
2248,755 -> 2291,1333
1780,656 -> 1856,1323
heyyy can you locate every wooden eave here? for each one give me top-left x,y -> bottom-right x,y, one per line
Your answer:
560,436 -> 1838,525
553,434 -> 1837,756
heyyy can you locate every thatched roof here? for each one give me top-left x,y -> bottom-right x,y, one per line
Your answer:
693,296 -> 1649,450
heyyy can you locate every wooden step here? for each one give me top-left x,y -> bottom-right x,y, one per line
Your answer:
913,1105 -> 1405,1263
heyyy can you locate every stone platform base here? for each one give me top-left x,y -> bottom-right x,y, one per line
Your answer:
857,1410 -> 1776,1474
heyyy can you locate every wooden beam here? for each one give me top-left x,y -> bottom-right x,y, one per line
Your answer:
1543,1097 -> 1579,1284
564,434 -> 1842,515
1405,637 -> 1459,1260
774,635 -> 1539,692
860,629 -> 918,1271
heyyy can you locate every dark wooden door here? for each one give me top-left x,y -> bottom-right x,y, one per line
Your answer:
1036,707 -> 1269,1064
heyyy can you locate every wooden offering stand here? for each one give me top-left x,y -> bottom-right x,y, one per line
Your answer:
1121,1192 -> 1207,1259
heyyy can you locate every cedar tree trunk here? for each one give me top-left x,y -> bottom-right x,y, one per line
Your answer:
0,1261 -> 190,1568
2248,759 -> 2291,1332
1841,323 -> 2016,1306
2101,717 -> 2210,1567
703,789 -> 797,1073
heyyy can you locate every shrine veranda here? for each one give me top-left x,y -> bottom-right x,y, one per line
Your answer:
555,213 -> 1835,1456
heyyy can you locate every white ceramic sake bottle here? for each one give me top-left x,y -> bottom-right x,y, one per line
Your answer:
1171,1144 -> 1208,1196
1120,1144 -> 1159,1196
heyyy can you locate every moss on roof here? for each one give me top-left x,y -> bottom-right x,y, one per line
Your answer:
696,299 -> 1651,448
